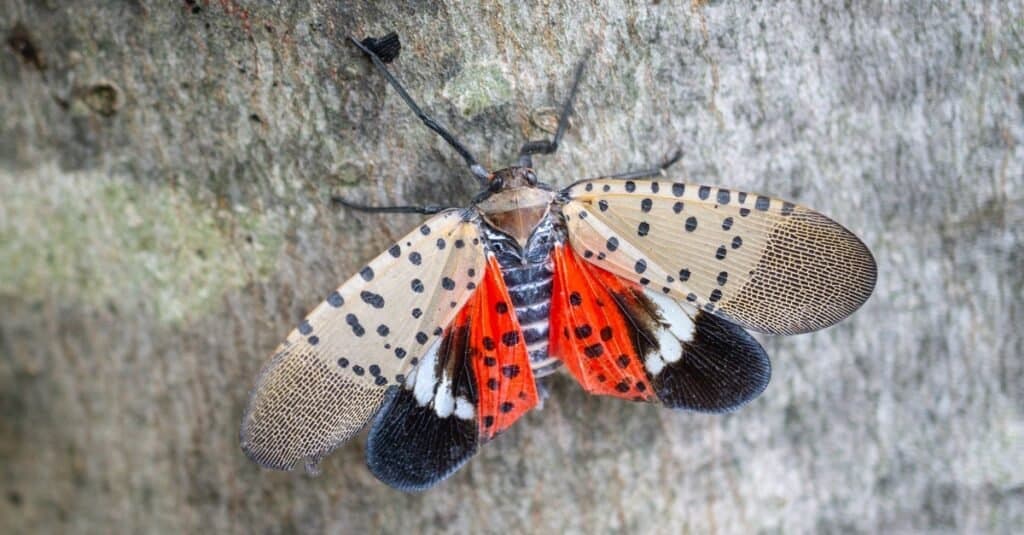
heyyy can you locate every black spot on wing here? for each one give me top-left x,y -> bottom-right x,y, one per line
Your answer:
652,312 -> 771,413
365,387 -> 479,492
360,291 -> 385,308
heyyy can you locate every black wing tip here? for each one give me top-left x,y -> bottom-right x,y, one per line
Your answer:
654,312 -> 772,413
365,454 -> 462,493
365,388 -> 479,492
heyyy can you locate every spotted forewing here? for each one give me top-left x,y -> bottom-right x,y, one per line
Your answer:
563,179 -> 876,335
241,210 -> 486,471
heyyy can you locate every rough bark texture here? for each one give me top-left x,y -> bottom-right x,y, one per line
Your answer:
2,1 -> 1022,533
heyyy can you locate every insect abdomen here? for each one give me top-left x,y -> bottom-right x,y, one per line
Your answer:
501,262 -> 556,374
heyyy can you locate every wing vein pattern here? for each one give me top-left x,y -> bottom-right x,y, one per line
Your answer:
562,179 -> 877,335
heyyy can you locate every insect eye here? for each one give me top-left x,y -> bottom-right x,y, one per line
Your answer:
489,176 -> 504,191
525,170 -> 538,184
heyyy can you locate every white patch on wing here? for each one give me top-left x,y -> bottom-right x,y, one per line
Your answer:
646,326 -> 683,375
454,397 -> 475,420
645,289 -> 696,342
657,327 -> 683,364
402,339 -> 474,420
433,375 -> 455,417
412,339 -> 441,406
644,351 -> 666,375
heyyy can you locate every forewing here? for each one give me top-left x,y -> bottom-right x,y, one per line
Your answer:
562,179 -> 877,335
550,244 -> 769,411
240,210 -> 486,471
365,257 -> 538,491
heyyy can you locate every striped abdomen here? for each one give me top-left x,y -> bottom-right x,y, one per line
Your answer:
502,261 -> 555,373
484,217 -> 563,377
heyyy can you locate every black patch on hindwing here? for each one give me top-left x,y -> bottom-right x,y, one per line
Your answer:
652,312 -> 770,412
609,288 -> 771,413
365,387 -> 478,491
365,322 -> 480,491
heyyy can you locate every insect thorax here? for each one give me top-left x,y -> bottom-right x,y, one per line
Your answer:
474,167 -> 555,246
481,209 -> 564,378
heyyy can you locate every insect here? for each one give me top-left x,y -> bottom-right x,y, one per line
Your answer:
240,33 -> 877,491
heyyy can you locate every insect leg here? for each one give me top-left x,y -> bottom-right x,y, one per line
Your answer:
331,196 -> 450,215
517,53 -> 590,167
587,149 -> 683,180
349,35 -> 490,185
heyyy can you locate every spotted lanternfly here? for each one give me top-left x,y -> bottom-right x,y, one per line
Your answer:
240,34 -> 878,491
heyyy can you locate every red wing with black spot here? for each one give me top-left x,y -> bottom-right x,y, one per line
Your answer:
467,258 -> 540,439
550,244 -> 771,412
365,257 -> 537,491
549,243 -> 655,400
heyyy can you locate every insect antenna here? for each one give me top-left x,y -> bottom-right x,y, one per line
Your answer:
517,52 -> 590,168
349,34 -> 490,185
330,196 -> 449,215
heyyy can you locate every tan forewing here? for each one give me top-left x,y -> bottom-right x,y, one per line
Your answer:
562,179 -> 876,335
240,209 -> 487,471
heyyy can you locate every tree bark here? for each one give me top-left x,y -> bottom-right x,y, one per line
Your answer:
1,1 -> 1021,533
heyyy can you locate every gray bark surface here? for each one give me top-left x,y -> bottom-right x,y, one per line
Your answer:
1,1 -> 1021,533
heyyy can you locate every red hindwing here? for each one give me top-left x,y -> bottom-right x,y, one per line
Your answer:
549,244 -> 655,401
460,256 -> 539,439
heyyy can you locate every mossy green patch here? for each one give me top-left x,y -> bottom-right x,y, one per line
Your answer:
442,63 -> 513,117
0,171 -> 283,324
